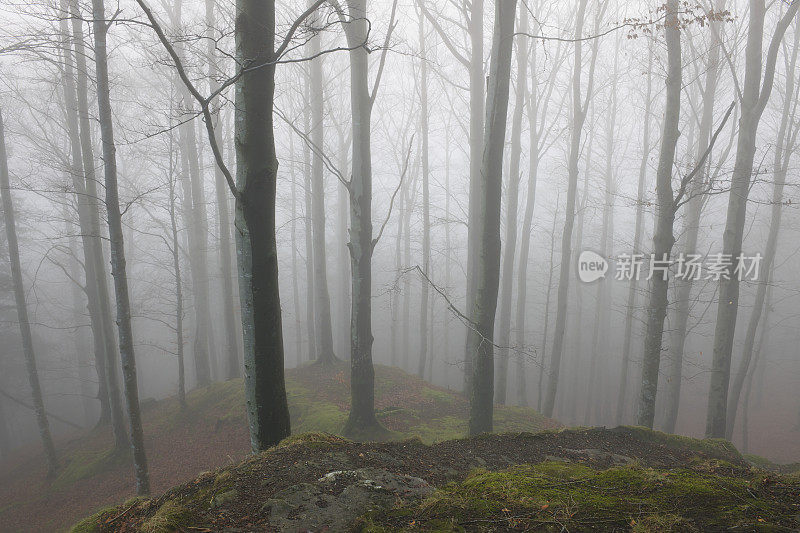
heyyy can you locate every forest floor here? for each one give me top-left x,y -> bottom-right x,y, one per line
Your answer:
0,363 -> 557,532
69,428 -> 800,532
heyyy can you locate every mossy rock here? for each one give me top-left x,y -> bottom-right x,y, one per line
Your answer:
362,461 -> 800,531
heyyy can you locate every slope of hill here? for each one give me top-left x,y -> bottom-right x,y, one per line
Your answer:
70,427 -> 800,532
0,363 -> 556,532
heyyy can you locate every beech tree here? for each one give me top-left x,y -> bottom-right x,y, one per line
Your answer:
705,0 -> 799,438
0,107 -> 58,477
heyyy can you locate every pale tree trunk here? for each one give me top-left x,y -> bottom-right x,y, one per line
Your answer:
618,42 -> 653,426
741,269 -> 772,453
168,159 -> 186,408
514,20 -> 554,407
662,1 -> 726,434
0,109 -> 58,477
705,0 -> 798,438
290,135 -> 303,366
234,0 -> 291,449
308,9 -> 337,364
69,0 -> 128,439
585,41 -> 619,425
336,131 -> 350,359
467,0 -> 516,436
60,2 -> 112,432
391,176 -> 405,367
206,0 -> 240,380
538,202 -> 559,411
462,0 -> 485,392
495,7 -> 528,404
416,2 -> 431,379
726,22 -> 799,438
171,1 -> 214,387
90,0 -> 150,494
543,0 -> 600,417
65,205 -> 93,426
637,0 -> 680,429
303,100 -> 316,363
443,129 -> 451,382
566,111 -> 595,424
402,168 -> 417,372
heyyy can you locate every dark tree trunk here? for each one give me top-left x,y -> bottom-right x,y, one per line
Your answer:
467,0 -> 517,436
637,0 -> 680,429
90,0 -> 150,494
234,0 -> 291,450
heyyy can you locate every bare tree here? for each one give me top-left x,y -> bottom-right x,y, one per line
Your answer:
726,16 -> 800,438
495,6 -> 528,404
416,0 -> 431,379
467,0 -> 517,435
543,0 -> 603,417
637,0 -> 681,429
308,2 -> 337,365
91,0 -> 150,494
617,40 -> 654,426
0,107 -> 58,477
705,0 -> 799,438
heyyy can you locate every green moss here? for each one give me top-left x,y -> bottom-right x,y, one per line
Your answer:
140,500 -> 194,533
53,447 -> 130,491
363,461 -> 800,531
68,506 -> 118,533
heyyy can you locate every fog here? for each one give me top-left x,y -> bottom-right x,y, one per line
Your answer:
0,0 -> 799,487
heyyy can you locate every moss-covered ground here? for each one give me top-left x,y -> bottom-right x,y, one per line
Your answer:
67,428 -> 800,532
361,460 -> 800,531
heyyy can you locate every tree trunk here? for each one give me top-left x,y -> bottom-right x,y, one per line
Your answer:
495,7 -> 528,404
705,0 -> 798,438
617,42 -> 654,426
543,0 -> 593,417
740,270 -> 772,452
171,1 -> 214,387
336,134 -> 351,359
391,173 -> 405,367
462,0 -> 484,393
290,135 -> 303,366
467,0 -> 517,436
90,0 -> 150,494
303,99 -> 316,363
416,2 -> 431,379
234,0 -> 291,450
69,0 -> 128,441
308,7 -> 337,364
342,0 -> 381,436
662,1 -> 726,434
637,0 -> 680,429
166,137 -> 187,408
206,0 -> 241,380
726,20 -> 799,438
585,40 -> 619,425
514,27 -> 545,408
0,108 -> 59,477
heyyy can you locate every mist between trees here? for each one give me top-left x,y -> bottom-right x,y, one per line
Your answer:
0,0 -> 799,494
